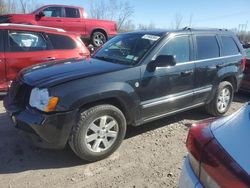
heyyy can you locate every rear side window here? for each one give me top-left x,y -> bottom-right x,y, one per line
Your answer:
221,36 -> 239,56
8,30 -> 48,52
196,36 -> 219,60
0,30 -> 4,52
158,35 -> 190,63
47,34 -> 76,50
65,8 -> 80,18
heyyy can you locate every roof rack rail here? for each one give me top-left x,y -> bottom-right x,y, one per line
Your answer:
182,26 -> 228,31
0,23 -> 66,32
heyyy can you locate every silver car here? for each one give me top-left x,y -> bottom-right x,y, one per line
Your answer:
179,103 -> 250,188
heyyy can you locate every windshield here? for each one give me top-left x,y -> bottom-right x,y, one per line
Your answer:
30,7 -> 40,14
93,33 -> 161,65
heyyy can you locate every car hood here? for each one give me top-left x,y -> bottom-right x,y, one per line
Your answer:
7,13 -> 34,19
19,58 -> 129,87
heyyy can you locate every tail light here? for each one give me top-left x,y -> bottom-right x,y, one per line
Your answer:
76,37 -> 90,59
187,118 -> 250,188
241,57 -> 247,71
186,118 -> 215,176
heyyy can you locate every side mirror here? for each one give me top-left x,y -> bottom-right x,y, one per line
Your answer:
147,55 -> 176,71
36,11 -> 45,18
155,55 -> 176,67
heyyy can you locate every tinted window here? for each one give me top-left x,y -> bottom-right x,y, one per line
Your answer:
196,36 -> 219,60
221,36 -> 239,56
158,36 -> 190,63
93,34 -> 161,65
47,34 -> 76,49
43,7 -> 62,17
65,8 -> 80,18
8,31 -> 47,52
0,30 -> 3,52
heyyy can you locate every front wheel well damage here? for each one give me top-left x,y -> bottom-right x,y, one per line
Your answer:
78,97 -> 132,124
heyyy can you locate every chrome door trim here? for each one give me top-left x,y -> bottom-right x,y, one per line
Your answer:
170,54 -> 242,66
0,91 -> 7,96
141,85 -> 212,109
143,102 -> 205,123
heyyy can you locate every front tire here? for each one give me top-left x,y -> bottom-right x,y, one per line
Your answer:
91,31 -> 107,47
69,105 -> 126,162
205,81 -> 234,116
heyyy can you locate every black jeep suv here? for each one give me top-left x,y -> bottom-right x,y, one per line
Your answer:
4,28 -> 245,161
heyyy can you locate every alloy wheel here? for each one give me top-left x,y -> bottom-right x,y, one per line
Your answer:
85,115 -> 119,153
216,87 -> 231,113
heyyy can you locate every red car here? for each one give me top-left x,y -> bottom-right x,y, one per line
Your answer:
0,4 -> 117,47
240,48 -> 250,91
0,23 -> 90,94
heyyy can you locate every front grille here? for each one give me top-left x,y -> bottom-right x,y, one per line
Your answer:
0,15 -> 11,23
9,80 -> 32,108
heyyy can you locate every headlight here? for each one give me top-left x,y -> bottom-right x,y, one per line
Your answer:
29,88 -> 59,112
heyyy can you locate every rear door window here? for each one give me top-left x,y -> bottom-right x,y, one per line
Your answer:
65,8 -> 80,18
196,36 -> 220,60
8,30 -> 48,52
47,34 -> 76,50
221,36 -> 240,56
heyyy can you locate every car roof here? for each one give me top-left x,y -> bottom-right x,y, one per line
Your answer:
122,29 -> 171,37
0,23 -> 66,34
39,4 -> 84,10
123,27 -> 234,37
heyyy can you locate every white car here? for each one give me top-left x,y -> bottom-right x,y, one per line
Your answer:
179,103 -> 250,188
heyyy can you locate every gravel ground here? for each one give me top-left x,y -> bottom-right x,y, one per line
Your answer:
0,93 -> 249,188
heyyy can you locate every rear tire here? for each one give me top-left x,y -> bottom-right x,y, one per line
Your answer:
205,81 -> 233,116
69,104 -> 126,162
91,31 -> 107,47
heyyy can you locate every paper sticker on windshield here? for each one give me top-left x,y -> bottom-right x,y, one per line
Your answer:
142,35 -> 160,41
126,55 -> 134,60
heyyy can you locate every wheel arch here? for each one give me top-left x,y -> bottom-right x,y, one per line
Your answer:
91,28 -> 108,40
221,75 -> 237,92
207,71 -> 238,104
79,97 -> 134,124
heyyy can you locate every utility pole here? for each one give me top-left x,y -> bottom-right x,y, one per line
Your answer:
245,21 -> 248,33
189,13 -> 193,27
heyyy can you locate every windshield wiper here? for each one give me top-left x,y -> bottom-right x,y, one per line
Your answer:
93,56 -> 114,62
94,55 -> 133,65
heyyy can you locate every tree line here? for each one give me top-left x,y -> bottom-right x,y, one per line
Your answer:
0,0 -> 42,14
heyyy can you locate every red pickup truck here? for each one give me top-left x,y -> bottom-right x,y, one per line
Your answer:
0,5 -> 117,47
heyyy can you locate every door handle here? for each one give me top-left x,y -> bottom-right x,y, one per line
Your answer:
44,57 -> 56,61
181,70 -> 193,76
56,19 -> 62,22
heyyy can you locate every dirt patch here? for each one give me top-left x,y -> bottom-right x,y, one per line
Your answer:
0,93 -> 249,188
